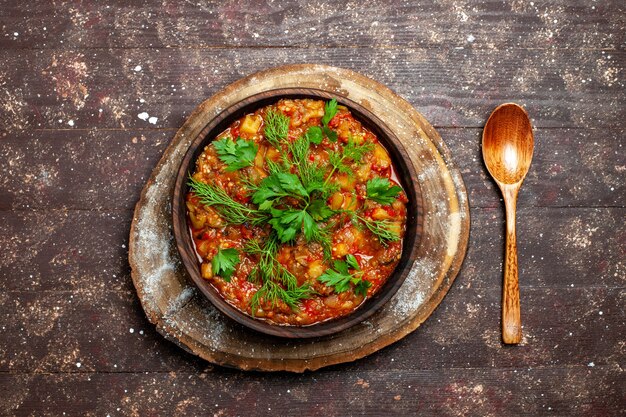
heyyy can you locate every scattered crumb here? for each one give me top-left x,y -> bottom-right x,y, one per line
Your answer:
355,378 -> 370,388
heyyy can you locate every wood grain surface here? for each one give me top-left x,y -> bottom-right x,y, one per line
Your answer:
1,0 -> 624,415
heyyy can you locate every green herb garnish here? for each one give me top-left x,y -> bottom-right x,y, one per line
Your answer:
288,135 -> 330,194
250,279 -> 313,312
305,126 -> 323,145
342,137 -> 374,163
245,237 -> 295,287
251,172 -> 309,206
268,208 -> 315,243
245,237 -> 313,312
307,199 -> 334,221
354,214 -> 401,245
345,253 -> 360,270
263,109 -> 290,148
318,99 -> 339,142
322,99 -> 338,126
354,278 -> 372,296
366,177 -> 402,205
213,137 -> 258,171
188,177 -> 268,225
325,137 -> 374,184
318,254 -> 371,296
322,126 -> 337,142
246,133 -> 335,245
212,247 -> 240,282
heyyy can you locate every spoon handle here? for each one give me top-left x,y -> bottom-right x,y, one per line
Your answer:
502,185 -> 522,344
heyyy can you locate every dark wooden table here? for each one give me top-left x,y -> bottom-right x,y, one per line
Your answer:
1,1 -> 624,416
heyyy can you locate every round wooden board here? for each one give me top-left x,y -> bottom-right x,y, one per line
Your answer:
129,64 -> 470,372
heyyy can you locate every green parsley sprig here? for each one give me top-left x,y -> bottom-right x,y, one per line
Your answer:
321,99 -> 339,142
211,248 -> 240,282
305,98 -> 339,144
366,177 -> 402,205
245,136 -> 335,246
213,137 -> 258,171
318,254 -> 371,296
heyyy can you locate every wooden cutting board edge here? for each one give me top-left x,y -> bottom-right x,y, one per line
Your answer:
129,64 -> 470,372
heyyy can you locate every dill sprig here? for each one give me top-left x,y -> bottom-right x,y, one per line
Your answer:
245,236 -> 313,313
245,236 -> 301,290
250,279 -> 312,312
188,177 -> 268,225
325,137 -> 374,185
311,221 -> 334,260
263,109 -> 290,149
343,136 -> 374,162
288,134 -> 309,165
355,214 -> 401,245
266,158 -> 284,176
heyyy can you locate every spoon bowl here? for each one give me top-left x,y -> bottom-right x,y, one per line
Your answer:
483,104 -> 534,185
482,103 -> 534,344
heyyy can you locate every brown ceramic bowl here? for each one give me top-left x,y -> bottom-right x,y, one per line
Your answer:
172,88 -> 423,338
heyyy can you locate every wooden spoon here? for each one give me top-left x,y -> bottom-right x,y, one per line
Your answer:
482,103 -> 534,344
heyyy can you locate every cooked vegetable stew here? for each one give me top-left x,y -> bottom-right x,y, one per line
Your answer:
186,98 -> 408,325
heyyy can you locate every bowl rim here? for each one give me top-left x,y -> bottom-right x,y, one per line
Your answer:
172,88 -> 423,338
